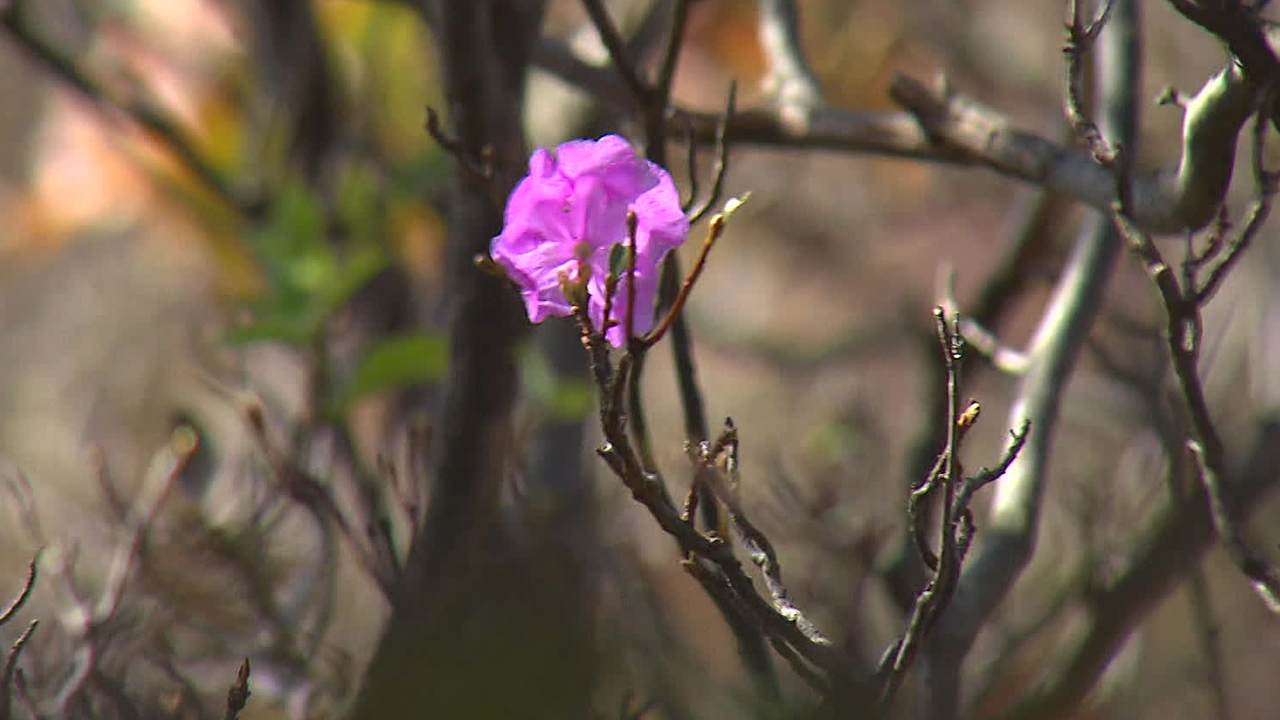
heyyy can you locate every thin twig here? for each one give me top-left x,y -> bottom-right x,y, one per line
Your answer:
696,421 -> 831,649
1,620 -> 38,720
884,186 -> 1057,610
883,309 -> 963,705
687,82 -> 736,225
655,0 -> 693,110
643,214 -> 728,348
576,308 -> 839,686
625,210 -> 640,344
425,106 -> 493,181
1194,92 -> 1280,304
245,410 -> 398,600
881,312 -> 1027,708
953,423 -> 1032,513
46,427 -> 194,715
0,559 -> 37,627
997,419 -> 1280,720
681,120 -> 700,212
1064,0 -> 1120,165
1190,440 -> 1280,613
1185,568 -> 1233,720
579,0 -> 652,105
925,2 -> 1138,711
537,31 -> 1258,235
11,670 -> 42,720
957,317 -> 1031,375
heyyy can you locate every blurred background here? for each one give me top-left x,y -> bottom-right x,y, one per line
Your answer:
0,0 -> 1278,718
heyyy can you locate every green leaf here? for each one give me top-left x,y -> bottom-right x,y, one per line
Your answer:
519,344 -> 596,422
543,379 -> 595,422
237,178 -> 394,352
330,332 -> 448,413
608,242 -> 629,277
224,313 -> 322,346
319,246 -> 389,314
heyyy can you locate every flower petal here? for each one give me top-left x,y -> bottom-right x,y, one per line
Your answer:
491,134 -> 689,345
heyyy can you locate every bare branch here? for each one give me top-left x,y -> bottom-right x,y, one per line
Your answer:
998,418 -> 1280,720
1166,0 -> 1280,88
655,0 -> 693,110
1186,569 -> 1234,720
756,0 -> 823,118
1190,440 -> 1280,613
46,427 -> 194,715
686,82 -> 736,225
0,559 -> 37,628
1064,0 -> 1120,165
880,312 -> 1028,709
923,3 -> 1139,715
995,2 -> 1280,716
643,210 -> 730,349
1194,93 -> 1280,304
580,0 -> 652,105
536,27 -> 1258,235
1,620 -> 38,720
578,311 -> 841,691
696,421 -> 831,649
957,317 -> 1031,375
0,0 -> 261,216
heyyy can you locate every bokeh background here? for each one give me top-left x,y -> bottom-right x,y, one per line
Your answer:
1,0 -> 1278,718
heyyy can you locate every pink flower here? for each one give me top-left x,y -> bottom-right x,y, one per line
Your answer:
490,135 -> 689,347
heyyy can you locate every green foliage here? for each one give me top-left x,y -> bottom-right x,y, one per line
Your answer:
609,241 -> 631,277
329,331 -> 447,414
229,180 -> 388,346
520,344 -> 595,422
230,174 -> 450,416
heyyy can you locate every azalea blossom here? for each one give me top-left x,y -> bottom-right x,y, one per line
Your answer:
490,134 -> 689,347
